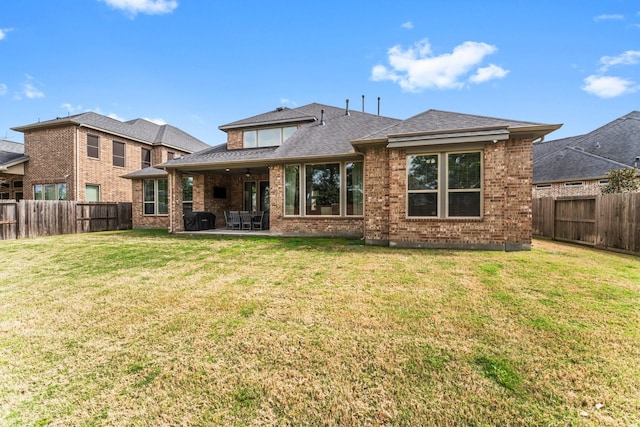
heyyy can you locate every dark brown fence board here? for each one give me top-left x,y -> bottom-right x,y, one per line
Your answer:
1,200 -> 132,240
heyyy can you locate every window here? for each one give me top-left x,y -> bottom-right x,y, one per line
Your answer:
141,148 -> 151,169
284,161 -> 363,217
144,179 -> 168,215
244,181 -> 257,211
564,181 -> 583,187
183,177 -> 193,213
113,141 -> 125,167
86,185 -> 100,202
34,183 -> 67,200
284,165 -> 300,215
14,180 -> 23,189
598,179 -> 609,186
407,151 -> 482,218
536,184 -> 552,190
87,134 -> 99,158
243,126 -> 297,148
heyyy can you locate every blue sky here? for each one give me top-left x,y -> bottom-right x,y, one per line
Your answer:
1,0 -> 639,145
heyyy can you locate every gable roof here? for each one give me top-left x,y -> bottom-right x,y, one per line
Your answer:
533,111 -> 640,183
162,103 -> 401,169
12,112 -> 210,153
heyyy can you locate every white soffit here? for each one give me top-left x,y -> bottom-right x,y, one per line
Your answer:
387,132 -> 509,148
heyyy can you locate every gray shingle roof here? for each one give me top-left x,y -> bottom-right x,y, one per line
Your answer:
533,111 -> 640,183
0,140 -> 27,168
121,167 -> 168,179
356,109 -> 547,141
12,112 -> 210,153
163,103 -> 401,168
219,107 -> 316,130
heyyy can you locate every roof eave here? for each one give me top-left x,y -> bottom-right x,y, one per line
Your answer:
219,117 -> 316,131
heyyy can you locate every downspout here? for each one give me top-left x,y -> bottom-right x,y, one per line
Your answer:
168,169 -> 174,233
75,126 -> 80,200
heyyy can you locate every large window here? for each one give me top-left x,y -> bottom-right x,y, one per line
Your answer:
87,134 -> 99,158
407,151 -> 482,218
113,141 -> 125,167
144,179 -> 168,215
141,148 -> 151,169
34,183 -> 67,200
284,161 -> 363,217
243,126 -> 297,148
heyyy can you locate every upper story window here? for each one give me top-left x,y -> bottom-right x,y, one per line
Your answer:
141,148 -> 151,169
243,126 -> 297,148
407,151 -> 482,218
113,141 -> 125,167
87,134 -> 99,158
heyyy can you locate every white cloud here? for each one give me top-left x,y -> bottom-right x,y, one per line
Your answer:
469,64 -> 509,83
107,112 -> 126,121
99,0 -> 178,16
0,84 -> 7,96
401,21 -> 414,30
280,98 -> 297,107
144,117 -> 167,125
60,103 -> 84,114
599,50 -> 640,71
594,14 -> 625,21
22,75 -> 44,99
0,28 -> 13,40
371,38 -> 507,92
582,75 -> 638,98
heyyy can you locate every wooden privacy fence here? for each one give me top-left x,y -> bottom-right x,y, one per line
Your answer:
0,200 -> 132,240
533,194 -> 640,254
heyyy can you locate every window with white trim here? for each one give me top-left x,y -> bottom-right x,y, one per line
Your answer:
243,126 -> 297,148
143,179 -> 168,215
113,141 -> 125,167
407,151 -> 482,218
86,185 -> 100,202
87,134 -> 99,159
34,183 -> 67,200
284,161 -> 363,217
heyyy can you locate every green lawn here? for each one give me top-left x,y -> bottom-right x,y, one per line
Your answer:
1,230 -> 639,426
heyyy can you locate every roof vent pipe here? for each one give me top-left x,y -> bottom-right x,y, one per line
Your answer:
635,156 -> 639,168
362,95 -> 365,113
345,99 -> 350,116
377,97 -> 381,116
320,109 -> 325,126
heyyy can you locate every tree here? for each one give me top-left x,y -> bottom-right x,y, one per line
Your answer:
601,168 -> 640,194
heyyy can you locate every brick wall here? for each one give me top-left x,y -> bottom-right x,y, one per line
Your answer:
23,124 -> 190,203
363,146 -> 390,245
226,130 -> 243,150
370,138 -> 534,250
533,179 -> 604,198
23,127 -> 75,199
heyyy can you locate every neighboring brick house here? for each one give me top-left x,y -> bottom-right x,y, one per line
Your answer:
11,113 -> 209,210
533,111 -> 640,198
0,139 -> 28,200
150,102 -> 560,250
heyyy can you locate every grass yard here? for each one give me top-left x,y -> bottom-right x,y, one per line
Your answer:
0,230 -> 639,426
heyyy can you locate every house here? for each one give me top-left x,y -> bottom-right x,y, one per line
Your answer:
141,102 -> 560,250
533,111 -> 640,197
11,113 -> 209,205
0,139 -> 28,200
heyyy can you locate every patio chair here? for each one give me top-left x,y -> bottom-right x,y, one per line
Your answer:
227,211 -> 241,230
240,211 -> 252,230
252,211 -> 264,230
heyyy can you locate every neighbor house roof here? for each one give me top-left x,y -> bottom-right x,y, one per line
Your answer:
12,112 -> 210,153
533,111 -> 640,183
161,103 -> 401,170
121,167 -> 168,179
0,140 -> 28,171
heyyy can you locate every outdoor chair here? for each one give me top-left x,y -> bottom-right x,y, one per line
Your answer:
252,211 -> 264,230
227,211 -> 241,230
240,211 -> 252,230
